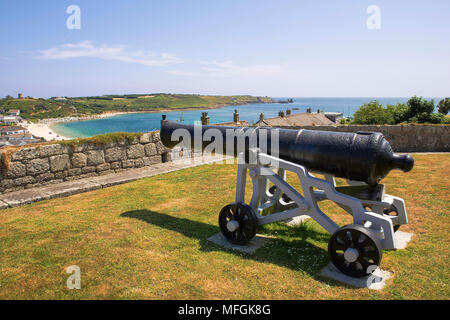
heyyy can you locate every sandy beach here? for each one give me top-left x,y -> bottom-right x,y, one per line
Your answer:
21,102 -> 272,142
22,107 -> 227,142
23,122 -> 70,141
23,111 -> 129,141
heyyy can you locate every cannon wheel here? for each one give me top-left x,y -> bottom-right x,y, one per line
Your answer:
383,205 -> 401,232
268,185 -> 292,203
219,203 -> 258,245
328,224 -> 383,278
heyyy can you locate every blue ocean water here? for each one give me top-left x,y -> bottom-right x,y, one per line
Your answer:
52,97 -> 415,138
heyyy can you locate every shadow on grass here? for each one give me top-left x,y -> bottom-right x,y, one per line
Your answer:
121,209 -> 341,286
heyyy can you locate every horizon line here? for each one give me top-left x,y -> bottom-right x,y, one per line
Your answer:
2,93 -> 445,100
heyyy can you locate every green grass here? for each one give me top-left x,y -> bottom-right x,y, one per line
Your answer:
57,132 -> 146,148
0,94 -> 274,121
0,154 -> 448,299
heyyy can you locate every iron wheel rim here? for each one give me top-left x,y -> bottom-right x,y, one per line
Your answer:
328,224 -> 382,278
219,203 -> 258,245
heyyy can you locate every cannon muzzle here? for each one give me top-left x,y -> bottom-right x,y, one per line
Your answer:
160,119 -> 414,186
392,154 -> 414,172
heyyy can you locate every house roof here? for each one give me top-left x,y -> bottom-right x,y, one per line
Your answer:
0,126 -> 27,132
255,112 -> 334,127
8,109 -> 20,113
323,112 -> 343,116
215,120 -> 250,127
5,133 -> 32,138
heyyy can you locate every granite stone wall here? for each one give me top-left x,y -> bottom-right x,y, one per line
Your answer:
0,131 -> 169,194
265,124 -> 450,152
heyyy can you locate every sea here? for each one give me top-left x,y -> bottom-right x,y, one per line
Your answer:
51,97 -> 425,138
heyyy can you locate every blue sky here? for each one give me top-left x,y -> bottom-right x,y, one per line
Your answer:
0,0 -> 449,98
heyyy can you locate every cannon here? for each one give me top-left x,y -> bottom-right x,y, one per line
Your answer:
161,118 -> 414,278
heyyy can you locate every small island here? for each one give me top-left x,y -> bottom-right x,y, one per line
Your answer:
276,98 -> 294,104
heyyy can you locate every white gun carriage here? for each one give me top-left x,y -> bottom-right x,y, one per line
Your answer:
161,118 -> 414,278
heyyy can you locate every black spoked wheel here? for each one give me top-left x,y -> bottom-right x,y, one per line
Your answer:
328,224 -> 383,278
383,205 -> 401,232
268,185 -> 292,203
219,203 -> 258,245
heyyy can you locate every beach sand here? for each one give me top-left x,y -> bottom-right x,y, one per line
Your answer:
23,112 -> 129,141
23,122 -> 70,141
21,106 -> 234,142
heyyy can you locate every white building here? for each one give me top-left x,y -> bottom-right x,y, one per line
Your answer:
323,112 -> 344,123
8,109 -> 20,116
1,116 -> 20,124
0,125 -> 27,135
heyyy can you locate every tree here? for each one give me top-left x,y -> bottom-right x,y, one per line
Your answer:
405,96 -> 435,121
352,96 -> 448,125
352,100 -> 395,124
385,103 -> 409,123
438,98 -> 450,115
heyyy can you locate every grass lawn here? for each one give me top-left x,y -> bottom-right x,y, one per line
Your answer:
0,154 -> 448,299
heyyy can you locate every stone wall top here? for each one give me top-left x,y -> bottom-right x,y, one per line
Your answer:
251,124 -> 450,152
0,131 -> 169,194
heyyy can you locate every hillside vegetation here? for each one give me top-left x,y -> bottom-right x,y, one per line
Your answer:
0,94 -> 274,121
351,96 -> 450,125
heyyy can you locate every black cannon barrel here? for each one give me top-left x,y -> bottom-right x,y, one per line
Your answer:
160,119 -> 414,186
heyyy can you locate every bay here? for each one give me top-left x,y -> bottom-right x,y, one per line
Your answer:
51,97 -> 420,138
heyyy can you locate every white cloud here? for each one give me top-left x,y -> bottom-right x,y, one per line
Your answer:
37,42 -> 291,80
167,60 -> 290,79
37,41 -> 183,67
199,60 -> 290,77
167,70 -> 200,76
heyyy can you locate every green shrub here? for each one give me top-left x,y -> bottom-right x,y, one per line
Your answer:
352,96 -> 448,125
339,118 -> 351,124
389,103 -> 409,123
352,101 -> 395,124
410,113 -> 449,124
405,96 -> 435,121
438,98 -> 450,115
